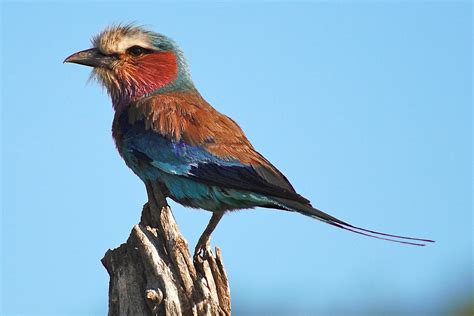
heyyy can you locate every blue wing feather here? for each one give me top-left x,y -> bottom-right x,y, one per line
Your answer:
120,122 -> 309,205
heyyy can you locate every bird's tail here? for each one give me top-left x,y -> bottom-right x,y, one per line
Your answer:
273,198 -> 435,246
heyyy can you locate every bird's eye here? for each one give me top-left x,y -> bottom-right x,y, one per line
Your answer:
127,46 -> 149,57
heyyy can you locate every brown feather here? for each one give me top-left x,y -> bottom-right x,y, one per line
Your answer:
126,91 -> 270,166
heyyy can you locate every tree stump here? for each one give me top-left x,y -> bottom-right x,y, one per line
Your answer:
101,182 -> 231,315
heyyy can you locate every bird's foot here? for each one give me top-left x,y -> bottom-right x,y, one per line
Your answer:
193,212 -> 223,263
193,236 -> 212,263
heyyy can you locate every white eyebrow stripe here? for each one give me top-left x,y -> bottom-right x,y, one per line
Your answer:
98,32 -> 155,55
115,35 -> 155,52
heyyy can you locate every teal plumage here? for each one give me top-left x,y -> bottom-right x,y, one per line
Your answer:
65,25 -> 434,257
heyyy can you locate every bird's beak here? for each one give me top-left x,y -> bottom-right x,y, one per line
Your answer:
64,48 -> 115,69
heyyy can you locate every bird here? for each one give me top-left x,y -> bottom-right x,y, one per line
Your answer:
64,24 -> 434,259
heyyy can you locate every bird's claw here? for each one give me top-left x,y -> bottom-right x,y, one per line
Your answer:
193,239 -> 211,263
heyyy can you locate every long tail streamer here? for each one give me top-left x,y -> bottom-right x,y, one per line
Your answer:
273,198 -> 435,246
314,207 -> 435,246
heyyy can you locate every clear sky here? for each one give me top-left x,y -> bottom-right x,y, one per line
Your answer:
1,1 -> 472,315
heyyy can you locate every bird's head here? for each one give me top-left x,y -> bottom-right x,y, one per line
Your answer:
65,24 -> 194,110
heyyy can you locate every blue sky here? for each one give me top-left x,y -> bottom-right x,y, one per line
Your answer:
1,1 -> 472,315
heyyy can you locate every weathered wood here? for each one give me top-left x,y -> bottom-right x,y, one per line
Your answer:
102,182 -> 231,315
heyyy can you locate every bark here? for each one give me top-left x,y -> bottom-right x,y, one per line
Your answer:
101,182 -> 231,315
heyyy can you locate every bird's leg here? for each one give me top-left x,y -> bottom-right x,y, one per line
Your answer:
194,212 -> 224,261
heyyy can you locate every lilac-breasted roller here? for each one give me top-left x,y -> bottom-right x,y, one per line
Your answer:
65,25 -> 433,258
